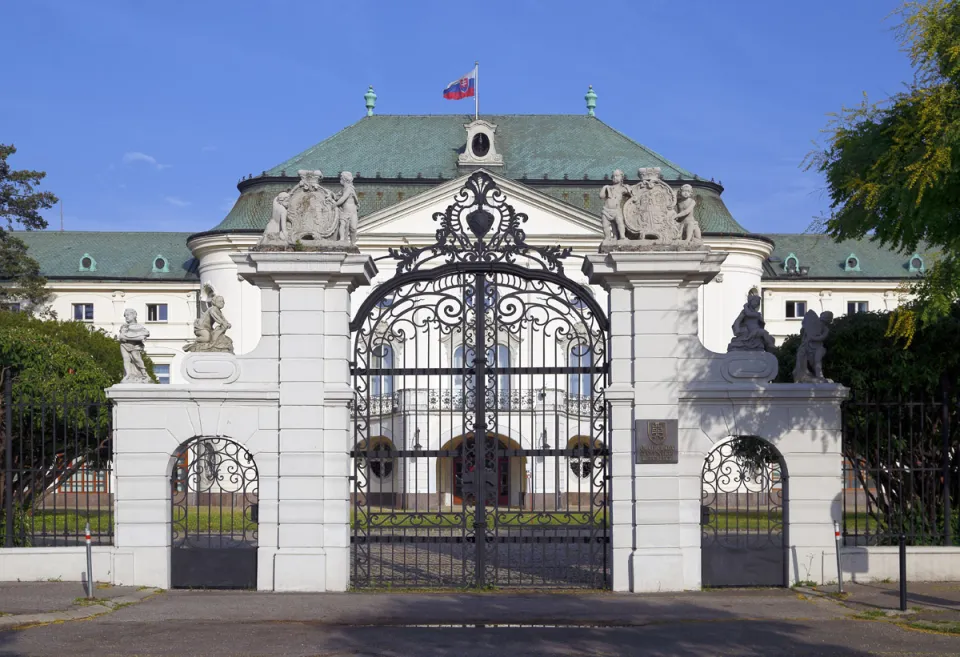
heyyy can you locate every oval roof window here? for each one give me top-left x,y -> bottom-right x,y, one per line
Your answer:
471,132 -> 490,158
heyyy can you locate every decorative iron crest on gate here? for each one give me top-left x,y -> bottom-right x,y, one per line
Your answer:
387,171 -> 573,274
350,169 -> 611,590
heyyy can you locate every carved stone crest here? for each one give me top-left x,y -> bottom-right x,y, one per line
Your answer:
256,170 -> 358,251
599,167 -> 704,252
623,168 -> 679,242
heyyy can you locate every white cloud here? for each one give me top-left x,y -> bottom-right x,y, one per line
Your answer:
123,151 -> 171,170
164,196 -> 191,207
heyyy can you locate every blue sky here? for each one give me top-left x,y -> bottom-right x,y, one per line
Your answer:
3,0 -> 912,235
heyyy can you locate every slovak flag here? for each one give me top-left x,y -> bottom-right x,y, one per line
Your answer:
443,66 -> 477,100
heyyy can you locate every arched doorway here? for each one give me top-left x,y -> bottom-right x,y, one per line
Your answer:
350,171 -> 610,589
700,435 -> 788,587
170,436 -> 259,589
436,433 -> 527,508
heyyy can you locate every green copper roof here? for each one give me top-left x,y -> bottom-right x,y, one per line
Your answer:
14,231 -> 199,281
266,114 -> 700,181
763,234 -> 938,279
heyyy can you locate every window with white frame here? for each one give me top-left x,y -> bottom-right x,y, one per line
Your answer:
154,364 -> 170,384
72,303 -> 94,322
568,342 -> 592,396
371,344 -> 394,396
147,303 -> 168,322
847,301 -> 869,314
785,300 -> 806,319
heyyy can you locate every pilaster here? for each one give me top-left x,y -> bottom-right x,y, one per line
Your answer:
584,250 -> 726,591
233,251 -> 376,590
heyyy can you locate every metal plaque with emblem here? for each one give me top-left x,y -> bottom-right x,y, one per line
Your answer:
635,419 -> 678,464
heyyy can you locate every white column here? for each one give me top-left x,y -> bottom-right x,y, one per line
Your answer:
233,252 -> 376,591
584,250 -> 725,592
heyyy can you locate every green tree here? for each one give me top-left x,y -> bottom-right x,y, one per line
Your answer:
0,314 -> 152,545
807,1 -> 960,341
0,144 -> 57,312
777,310 -> 960,543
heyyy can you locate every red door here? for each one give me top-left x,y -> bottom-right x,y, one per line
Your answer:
453,439 -> 509,505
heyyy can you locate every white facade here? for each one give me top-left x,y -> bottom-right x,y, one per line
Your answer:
34,193 -> 913,372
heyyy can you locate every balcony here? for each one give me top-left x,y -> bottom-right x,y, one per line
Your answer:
350,389 -> 603,418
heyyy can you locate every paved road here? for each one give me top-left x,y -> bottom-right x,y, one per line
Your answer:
1,588 -> 959,656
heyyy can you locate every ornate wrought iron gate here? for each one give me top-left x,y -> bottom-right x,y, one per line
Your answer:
701,436 -> 788,587
350,172 -> 610,589
171,437 -> 259,589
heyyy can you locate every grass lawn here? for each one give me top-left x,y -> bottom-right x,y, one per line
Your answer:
703,511 -> 880,533
355,510 -> 606,529
17,508 -> 882,535
20,510 -> 113,535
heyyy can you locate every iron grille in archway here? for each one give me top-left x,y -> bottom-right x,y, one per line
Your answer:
701,436 -> 788,587
171,437 -> 259,589
350,171 -> 610,589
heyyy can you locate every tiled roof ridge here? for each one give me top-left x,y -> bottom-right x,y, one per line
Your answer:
266,118 -> 366,174
589,119 -> 697,180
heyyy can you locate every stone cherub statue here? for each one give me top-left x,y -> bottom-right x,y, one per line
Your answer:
675,184 -> 701,243
119,309 -> 153,383
256,169 -> 358,250
184,295 -> 234,353
599,169 -> 631,242
259,191 -> 290,247
335,171 -> 359,244
793,310 -> 834,383
727,293 -> 776,352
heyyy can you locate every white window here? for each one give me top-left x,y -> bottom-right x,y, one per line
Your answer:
72,303 -> 94,322
371,344 -> 394,396
147,303 -> 168,322
847,301 -> 869,314
568,343 -> 592,396
785,301 -> 806,319
154,364 -> 170,384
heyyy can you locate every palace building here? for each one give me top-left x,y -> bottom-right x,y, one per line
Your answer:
15,110 -> 931,383
7,100 -> 933,592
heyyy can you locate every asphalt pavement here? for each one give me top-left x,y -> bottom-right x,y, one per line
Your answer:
0,584 -> 958,656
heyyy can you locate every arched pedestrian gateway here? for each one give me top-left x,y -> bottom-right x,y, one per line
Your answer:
170,436 -> 259,589
350,172 -> 610,589
700,436 -> 788,588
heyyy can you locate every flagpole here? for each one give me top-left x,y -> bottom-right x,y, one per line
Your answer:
475,60 -> 479,120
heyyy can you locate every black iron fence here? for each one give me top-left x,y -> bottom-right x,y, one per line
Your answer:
842,391 -> 959,546
2,376 -> 114,547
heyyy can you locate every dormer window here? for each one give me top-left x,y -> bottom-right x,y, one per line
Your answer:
783,253 -> 799,274
458,119 -> 503,168
471,132 -> 490,157
79,253 -> 97,272
844,253 -> 861,272
152,255 -> 169,273
909,254 -> 925,273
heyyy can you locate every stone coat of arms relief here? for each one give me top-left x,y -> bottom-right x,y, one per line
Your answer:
599,167 -> 704,252
257,169 -> 359,251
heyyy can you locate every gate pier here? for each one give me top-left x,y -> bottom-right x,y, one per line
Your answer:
585,251 -> 848,592
107,252 -> 375,591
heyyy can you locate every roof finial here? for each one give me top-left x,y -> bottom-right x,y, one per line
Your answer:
364,85 -> 377,117
585,85 -> 597,117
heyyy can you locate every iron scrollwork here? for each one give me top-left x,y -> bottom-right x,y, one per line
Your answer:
351,170 -> 611,590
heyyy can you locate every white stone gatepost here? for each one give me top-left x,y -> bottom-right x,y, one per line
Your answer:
585,250 -> 848,592
232,252 -> 376,591
107,251 -> 374,591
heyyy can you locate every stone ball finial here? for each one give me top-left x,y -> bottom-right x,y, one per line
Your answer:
585,85 -> 597,117
365,85 -> 377,117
